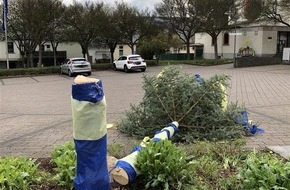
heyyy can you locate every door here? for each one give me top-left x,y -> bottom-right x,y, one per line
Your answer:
61,59 -> 69,74
277,32 -> 290,53
116,56 -> 126,69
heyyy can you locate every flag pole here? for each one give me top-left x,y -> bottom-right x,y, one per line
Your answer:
4,11 -> 9,69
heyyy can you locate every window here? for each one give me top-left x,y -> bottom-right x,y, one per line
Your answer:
119,46 -> 123,56
223,32 -> 229,45
173,47 -> 178,53
7,42 -> 14,53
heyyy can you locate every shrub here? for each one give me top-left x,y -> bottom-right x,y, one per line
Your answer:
108,143 -> 130,159
0,66 -> 60,77
180,140 -> 247,189
0,157 -> 45,189
91,63 -> 113,70
158,58 -> 232,66
135,140 -> 195,190
238,151 -> 290,189
0,63 -> 112,78
51,141 -> 76,189
145,60 -> 158,66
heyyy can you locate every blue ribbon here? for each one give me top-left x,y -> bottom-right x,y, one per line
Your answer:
72,80 -> 104,103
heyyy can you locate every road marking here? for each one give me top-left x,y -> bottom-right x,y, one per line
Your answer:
30,77 -> 39,82
0,79 -> 4,85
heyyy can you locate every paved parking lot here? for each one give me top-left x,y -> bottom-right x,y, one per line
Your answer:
1,64 -> 290,158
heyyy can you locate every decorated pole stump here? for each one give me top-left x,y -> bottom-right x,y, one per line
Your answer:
71,75 -> 110,190
110,121 -> 179,185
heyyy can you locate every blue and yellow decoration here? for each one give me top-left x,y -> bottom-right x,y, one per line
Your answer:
111,121 -> 179,185
71,76 -> 110,190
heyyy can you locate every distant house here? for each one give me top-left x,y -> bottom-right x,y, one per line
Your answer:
195,22 -> 290,59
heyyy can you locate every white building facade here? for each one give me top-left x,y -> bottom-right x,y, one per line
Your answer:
195,25 -> 290,59
0,40 -> 137,68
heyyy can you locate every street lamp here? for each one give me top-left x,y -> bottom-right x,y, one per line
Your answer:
225,6 -> 237,68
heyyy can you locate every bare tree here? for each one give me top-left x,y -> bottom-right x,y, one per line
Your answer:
62,1 -> 106,59
44,1 -> 65,66
156,0 -> 201,60
260,0 -> 290,27
8,0 -> 63,67
196,0 -> 235,59
101,5 -> 127,62
113,2 -> 157,54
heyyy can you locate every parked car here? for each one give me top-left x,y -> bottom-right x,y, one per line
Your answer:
60,58 -> 91,77
113,54 -> 146,72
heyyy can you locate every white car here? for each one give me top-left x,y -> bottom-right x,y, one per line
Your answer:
60,58 -> 91,77
113,54 -> 146,72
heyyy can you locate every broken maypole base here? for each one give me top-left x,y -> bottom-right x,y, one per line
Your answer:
110,121 -> 179,186
110,167 -> 129,185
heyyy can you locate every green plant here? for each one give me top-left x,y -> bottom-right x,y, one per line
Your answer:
177,139 -> 248,189
238,151 -> 290,189
0,66 -> 60,77
108,143 -> 129,159
51,141 -> 76,189
0,157 -> 44,189
135,140 -> 194,190
91,63 -> 113,70
158,59 -> 232,66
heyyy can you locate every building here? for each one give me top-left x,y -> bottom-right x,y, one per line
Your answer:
195,23 -> 290,59
0,40 -> 136,69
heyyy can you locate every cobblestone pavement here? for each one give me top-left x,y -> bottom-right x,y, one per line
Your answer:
0,64 -> 290,158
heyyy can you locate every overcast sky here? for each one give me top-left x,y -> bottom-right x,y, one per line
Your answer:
62,0 -> 162,11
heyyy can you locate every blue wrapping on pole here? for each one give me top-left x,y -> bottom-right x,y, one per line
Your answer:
113,160 -> 137,183
235,110 -> 264,135
72,76 -> 110,190
74,137 -> 109,190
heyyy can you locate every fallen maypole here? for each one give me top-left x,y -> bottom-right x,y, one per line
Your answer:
110,121 -> 179,185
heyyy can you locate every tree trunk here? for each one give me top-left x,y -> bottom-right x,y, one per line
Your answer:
213,36 -> 219,59
29,53 -> 34,67
87,49 -> 90,60
128,43 -> 134,54
107,39 -> 117,63
81,45 -> 87,58
51,41 -> 58,66
156,54 -> 160,65
110,49 -> 115,64
38,44 -> 43,67
186,41 -> 190,60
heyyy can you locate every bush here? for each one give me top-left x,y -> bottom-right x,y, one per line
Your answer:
135,140 -> 195,190
0,157 -> 45,189
0,66 -> 60,77
91,63 -> 113,70
51,141 -> 76,189
0,64 -> 112,78
145,60 -> 158,66
238,151 -> 290,189
158,58 -> 232,66
134,139 -> 247,190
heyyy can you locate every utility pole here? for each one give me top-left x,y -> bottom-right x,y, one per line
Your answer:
225,4 -> 237,68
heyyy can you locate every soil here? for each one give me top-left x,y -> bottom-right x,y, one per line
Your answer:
34,157 -> 129,190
